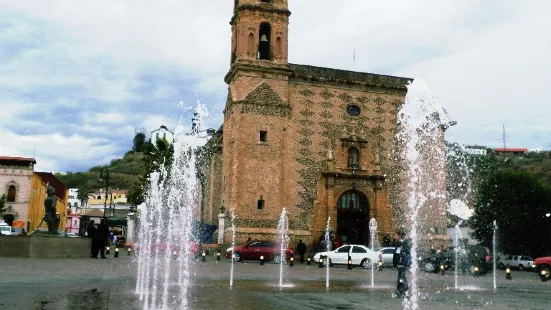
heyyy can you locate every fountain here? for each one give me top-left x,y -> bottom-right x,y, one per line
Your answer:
324,217 -> 331,289
396,79 -> 453,309
277,208 -> 290,288
229,209 -> 237,288
135,104 -> 208,309
369,218 -> 377,288
448,199 -> 473,289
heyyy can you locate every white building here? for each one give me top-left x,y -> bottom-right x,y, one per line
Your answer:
150,125 -> 174,145
67,188 -> 87,214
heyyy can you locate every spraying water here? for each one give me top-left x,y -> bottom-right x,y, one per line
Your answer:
325,217 -> 331,289
397,79 -> 453,310
229,209 -> 237,288
277,208 -> 290,288
369,218 -> 378,288
135,104 -> 209,310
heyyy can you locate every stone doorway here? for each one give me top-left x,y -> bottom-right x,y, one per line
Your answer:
336,190 -> 370,246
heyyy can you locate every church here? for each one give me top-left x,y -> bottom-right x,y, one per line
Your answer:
200,0 -> 445,248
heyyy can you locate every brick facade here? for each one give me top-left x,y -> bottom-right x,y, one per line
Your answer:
201,0 -> 447,249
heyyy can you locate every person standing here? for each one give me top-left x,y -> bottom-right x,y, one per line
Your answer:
392,228 -> 411,298
94,218 -> 109,259
296,240 -> 307,263
87,220 -> 97,258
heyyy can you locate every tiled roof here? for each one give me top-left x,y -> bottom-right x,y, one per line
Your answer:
82,209 -> 104,217
0,156 -> 36,165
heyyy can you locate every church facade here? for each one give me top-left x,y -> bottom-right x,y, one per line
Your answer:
200,0 -> 444,248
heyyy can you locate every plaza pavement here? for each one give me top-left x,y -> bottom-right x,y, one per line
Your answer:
0,255 -> 549,309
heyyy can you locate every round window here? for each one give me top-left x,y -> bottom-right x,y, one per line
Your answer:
346,105 -> 361,116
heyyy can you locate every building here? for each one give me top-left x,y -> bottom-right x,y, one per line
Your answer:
465,147 -> 487,156
199,1 -> 447,248
494,148 -> 528,155
68,188 -> 88,214
65,213 -> 81,234
0,156 -> 68,231
150,125 -> 174,145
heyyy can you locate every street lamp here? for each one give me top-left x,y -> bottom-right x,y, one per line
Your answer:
100,167 -> 110,219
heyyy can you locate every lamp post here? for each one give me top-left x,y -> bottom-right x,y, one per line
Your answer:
100,168 -> 110,219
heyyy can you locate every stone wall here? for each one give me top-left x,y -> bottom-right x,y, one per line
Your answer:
0,165 -> 33,223
0,236 -> 91,258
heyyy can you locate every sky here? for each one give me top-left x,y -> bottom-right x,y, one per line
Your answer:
1,0 -> 550,173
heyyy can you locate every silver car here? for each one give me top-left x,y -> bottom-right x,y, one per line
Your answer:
499,255 -> 533,271
379,247 -> 395,267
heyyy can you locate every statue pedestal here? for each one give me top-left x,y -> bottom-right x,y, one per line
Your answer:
218,214 -> 226,244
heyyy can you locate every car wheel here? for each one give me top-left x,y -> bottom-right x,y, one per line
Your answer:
273,254 -> 281,264
497,262 -> 505,270
423,261 -> 436,273
361,258 -> 372,269
233,253 -> 241,262
518,264 -> 524,271
322,257 -> 331,267
539,265 -> 550,282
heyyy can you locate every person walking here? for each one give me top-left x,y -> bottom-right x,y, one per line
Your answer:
296,240 -> 307,263
87,220 -> 97,258
94,218 -> 109,259
392,228 -> 411,298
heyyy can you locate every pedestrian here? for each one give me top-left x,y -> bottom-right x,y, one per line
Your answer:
113,234 -> 118,245
87,220 -> 97,258
392,228 -> 411,298
296,239 -> 307,263
94,218 -> 109,259
383,234 -> 391,247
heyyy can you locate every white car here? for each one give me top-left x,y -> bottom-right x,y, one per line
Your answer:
313,244 -> 380,269
499,255 -> 534,271
0,224 -> 15,236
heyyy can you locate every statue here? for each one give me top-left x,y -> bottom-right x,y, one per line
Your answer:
43,186 -> 60,234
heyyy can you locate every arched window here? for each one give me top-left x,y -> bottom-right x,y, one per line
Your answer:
247,32 -> 255,55
348,147 -> 360,169
337,190 -> 369,212
7,185 -> 16,202
74,202 -> 79,208
68,202 -> 72,208
275,37 -> 282,58
258,22 -> 271,60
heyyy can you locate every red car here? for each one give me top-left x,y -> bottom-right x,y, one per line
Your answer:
533,256 -> 551,282
225,240 -> 293,264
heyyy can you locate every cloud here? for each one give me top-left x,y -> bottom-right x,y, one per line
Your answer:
1,0 -> 550,175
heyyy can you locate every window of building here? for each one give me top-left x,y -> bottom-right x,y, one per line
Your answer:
347,147 -> 360,169
346,104 -> 361,116
68,202 -> 72,208
7,185 -> 16,202
257,197 -> 265,210
258,22 -> 271,60
259,131 -> 268,142
97,195 -> 101,199
260,0 -> 271,3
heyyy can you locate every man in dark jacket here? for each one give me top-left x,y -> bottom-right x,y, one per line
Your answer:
87,220 -> 97,258
296,240 -> 307,263
393,228 -> 411,298
94,218 -> 109,259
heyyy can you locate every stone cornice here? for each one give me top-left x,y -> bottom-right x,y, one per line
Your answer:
224,62 -> 293,84
230,4 -> 291,25
289,63 -> 411,95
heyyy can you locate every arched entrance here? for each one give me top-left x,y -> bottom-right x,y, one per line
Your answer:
337,190 -> 370,246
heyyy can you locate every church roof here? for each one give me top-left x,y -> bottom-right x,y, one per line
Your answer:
289,63 -> 411,92
0,156 -> 36,166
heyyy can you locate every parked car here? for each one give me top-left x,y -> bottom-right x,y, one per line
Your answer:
420,245 -> 491,275
533,256 -> 551,282
498,255 -> 533,271
225,240 -> 293,264
0,223 -> 15,236
313,244 -> 380,269
379,247 -> 396,267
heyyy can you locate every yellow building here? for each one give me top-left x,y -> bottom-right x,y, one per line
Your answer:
27,172 -> 68,231
87,189 -> 128,206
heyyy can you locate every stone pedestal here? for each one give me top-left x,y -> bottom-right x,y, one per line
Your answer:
126,212 -> 136,243
218,213 -> 226,244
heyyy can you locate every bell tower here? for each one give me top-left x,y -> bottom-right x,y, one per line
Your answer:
225,0 -> 292,85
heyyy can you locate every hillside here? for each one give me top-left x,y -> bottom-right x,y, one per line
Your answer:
496,151 -> 551,185
55,151 -> 145,190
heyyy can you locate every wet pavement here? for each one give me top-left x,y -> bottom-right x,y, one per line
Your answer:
1,256 -> 550,309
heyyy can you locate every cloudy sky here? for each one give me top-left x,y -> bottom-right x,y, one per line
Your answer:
1,0 -> 550,172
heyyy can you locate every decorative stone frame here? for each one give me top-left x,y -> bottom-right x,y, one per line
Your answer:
5,181 -> 19,202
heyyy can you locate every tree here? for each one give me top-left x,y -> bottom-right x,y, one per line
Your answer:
77,185 -> 90,209
0,194 -> 6,216
133,128 -> 147,153
470,169 -> 551,256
